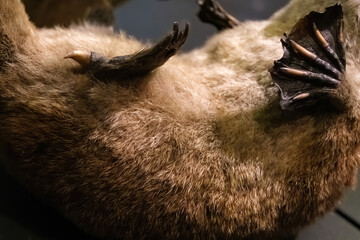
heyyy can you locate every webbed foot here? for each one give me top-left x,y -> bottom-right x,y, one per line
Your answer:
270,4 -> 345,110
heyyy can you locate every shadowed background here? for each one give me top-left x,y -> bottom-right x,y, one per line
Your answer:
114,0 -> 289,51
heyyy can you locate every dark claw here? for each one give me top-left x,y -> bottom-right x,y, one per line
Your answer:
172,22 -> 179,42
197,0 -> 239,31
313,23 -> 345,72
167,23 -> 189,53
181,23 -> 190,44
289,40 -> 342,78
279,67 -> 340,86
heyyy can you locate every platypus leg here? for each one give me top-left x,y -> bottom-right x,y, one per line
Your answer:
65,22 -> 189,80
269,4 -> 345,110
197,0 -> 239,31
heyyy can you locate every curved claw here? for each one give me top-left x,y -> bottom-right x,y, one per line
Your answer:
313,23 -> 345,71
182,23 -> 190,44
289,40 -> 342,78
172,22 -> 179,42
169,22 -> 189,51
279,67 -> 340,86
64,51 -> 91,66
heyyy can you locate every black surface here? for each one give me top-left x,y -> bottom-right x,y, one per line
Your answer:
114,0 -> 290,51
0,164 -> 95,240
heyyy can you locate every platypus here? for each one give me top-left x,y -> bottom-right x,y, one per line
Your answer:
0,0 -> 359,239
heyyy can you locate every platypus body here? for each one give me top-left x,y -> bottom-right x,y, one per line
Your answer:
0,0 -> 359,239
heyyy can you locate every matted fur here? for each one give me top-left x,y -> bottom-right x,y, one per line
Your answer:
0,0 -> 359,239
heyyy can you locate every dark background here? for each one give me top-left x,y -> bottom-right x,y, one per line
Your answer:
114,0 -> 289,51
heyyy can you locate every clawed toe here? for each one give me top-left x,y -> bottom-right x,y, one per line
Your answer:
170,22 -> 189,50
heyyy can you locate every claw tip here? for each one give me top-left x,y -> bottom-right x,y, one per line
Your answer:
64,50 -> 91,66
293,93 -> 310,100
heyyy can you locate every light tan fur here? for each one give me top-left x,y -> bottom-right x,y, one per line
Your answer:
0,0 -> 359,239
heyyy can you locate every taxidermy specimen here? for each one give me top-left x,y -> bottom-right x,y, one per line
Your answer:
0,0 -> 359,239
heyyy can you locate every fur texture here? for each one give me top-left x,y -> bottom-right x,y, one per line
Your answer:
0,0 -> 359,239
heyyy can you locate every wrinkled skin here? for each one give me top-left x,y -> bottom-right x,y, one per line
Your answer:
0,0 -> 359,239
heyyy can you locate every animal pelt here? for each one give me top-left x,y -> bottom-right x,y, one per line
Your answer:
0,0 -> 359,239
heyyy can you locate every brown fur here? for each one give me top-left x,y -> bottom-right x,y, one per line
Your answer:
0,0 -> 359,239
